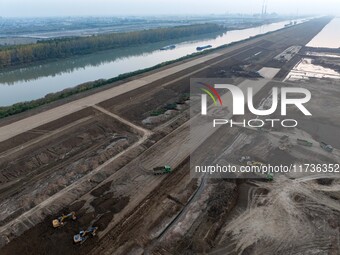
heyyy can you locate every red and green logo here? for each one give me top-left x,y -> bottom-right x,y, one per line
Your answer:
199,82 -> 223,107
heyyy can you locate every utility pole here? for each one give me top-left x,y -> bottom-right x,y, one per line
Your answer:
261,0 -> 265,17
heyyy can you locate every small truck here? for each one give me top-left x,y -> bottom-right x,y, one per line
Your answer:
153,165 -> 172,175
297,138 -> 313,147
320,142 -> 333,153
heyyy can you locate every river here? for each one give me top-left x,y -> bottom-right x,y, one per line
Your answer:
0,19 -> 307,106
307,17 -> 340,49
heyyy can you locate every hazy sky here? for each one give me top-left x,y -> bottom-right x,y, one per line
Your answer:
0,0 -> 339,17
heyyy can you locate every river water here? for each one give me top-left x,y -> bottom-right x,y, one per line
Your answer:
307,17 -> 340,49
0,19 -> 306,106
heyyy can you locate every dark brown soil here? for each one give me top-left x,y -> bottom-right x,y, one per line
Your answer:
90,193 -> 130,215
90,181 -> 112,197
93,212 -> 114,231
0,206 -> 97,255
0,193 -> 129,255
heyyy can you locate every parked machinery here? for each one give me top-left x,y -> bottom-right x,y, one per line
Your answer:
73,226 -> 98,244
153,165 -> 172,175
52,212 -> 77,228
320,142 -> 333,153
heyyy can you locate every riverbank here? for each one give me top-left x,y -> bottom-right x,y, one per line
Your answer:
0,18 -> 314,119
0,23 -> 226,69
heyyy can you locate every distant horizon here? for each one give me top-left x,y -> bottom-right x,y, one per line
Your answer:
1,0 -> 339,17
0,13 -> 314,18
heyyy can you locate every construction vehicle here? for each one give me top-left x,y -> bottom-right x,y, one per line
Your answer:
297,138 -> 313,147
239,157 -> 266,167
73,226 -> 98,244
52,212 -> 76,228
320,142 -> 333,152
239,156 -> 251,164
280,135 -> 289,143
247,161 -> 264,167
266,173 -> 274,181
153,165 -> 172,175
256,172 -> 273,182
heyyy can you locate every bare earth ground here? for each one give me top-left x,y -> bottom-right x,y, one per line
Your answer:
0,17 -> 339,255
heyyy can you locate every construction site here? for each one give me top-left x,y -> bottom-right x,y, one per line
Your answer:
0,16 -> 339,255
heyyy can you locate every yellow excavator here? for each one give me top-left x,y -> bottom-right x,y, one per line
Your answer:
52,212 -> 77,228
246,161 -> 264,167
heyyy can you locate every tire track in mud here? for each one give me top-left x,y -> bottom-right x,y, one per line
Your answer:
0,108 -> 152,247
91,158 -> 191,254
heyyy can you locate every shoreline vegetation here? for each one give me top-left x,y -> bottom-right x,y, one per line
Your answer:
0,21 -> 294,119
0,23 -> 225,69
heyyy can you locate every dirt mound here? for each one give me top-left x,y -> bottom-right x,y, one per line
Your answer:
90,181 -> 112,197
91,193 -> 129,215
223,176 -> 340,254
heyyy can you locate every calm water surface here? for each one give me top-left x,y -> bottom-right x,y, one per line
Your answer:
307,18 -> 340,49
